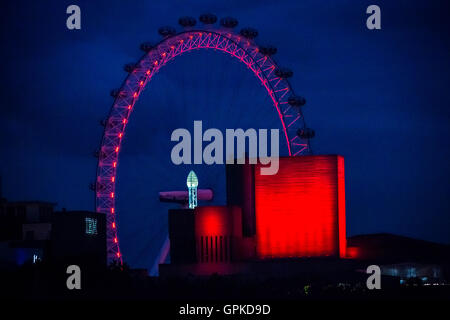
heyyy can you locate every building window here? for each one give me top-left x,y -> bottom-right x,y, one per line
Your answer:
39,206 -> 52,221
85,217 -> 97,235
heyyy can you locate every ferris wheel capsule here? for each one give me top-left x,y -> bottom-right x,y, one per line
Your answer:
140,42 -> 154,52
288,95 -> 306,107
178,16 -> 197,27
199,13 -> 217,24
259,45 -> 277,56
297,128 -> 315,139
95,182 -> 106,193
240,27 -> 258,39
124,63 -> 137,73
94,149 -> 106,159
110,89 -> 127,99
220,17 -> 238,28
158,26 -> 177,37
275,67 -> 293,79
107,118 -> 120,128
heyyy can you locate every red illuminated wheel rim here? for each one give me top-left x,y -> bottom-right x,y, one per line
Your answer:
95,26 -> 312,264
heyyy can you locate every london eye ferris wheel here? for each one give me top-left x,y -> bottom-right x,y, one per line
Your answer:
93,14 -> 315,266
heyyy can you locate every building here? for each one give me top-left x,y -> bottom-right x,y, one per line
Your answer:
161,155 -> 347,276
0,199 -> 106,270
0,200 -> 54,242
347,233 -> 450,284
161,155 -> 450,284
0,200 -> 55,267
229,155 -> 347,259
50,210 -> 106,269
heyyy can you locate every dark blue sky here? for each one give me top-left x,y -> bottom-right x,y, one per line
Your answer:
1,0 -> 449,269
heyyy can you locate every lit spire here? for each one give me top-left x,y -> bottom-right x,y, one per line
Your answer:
186,170 -> 198,209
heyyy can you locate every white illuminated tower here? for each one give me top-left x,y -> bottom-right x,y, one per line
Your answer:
186,170 -> 198,209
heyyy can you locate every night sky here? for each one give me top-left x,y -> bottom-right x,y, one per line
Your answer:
1,0 -> 449,270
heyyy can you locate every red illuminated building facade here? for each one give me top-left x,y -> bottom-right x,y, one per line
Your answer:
161,155 -> 347,276
253,155 -> 346,258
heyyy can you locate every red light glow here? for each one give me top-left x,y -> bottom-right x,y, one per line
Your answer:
195,207 -> 230,236
337,156 -> 347,257
346,246 -> 360,259
254,156 -> 346,258
194,206 -> 242,264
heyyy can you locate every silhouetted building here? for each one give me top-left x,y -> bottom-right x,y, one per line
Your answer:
347,233 -> 450,283
0,200 -> 106,270
51,210 -> 106,269
0,201 -> 54,241
0,201 -> 55,267
347,233 -> 450,263
162,206 -> 249,276
226,163 -> 255,237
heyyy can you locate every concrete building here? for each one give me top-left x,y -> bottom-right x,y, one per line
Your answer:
161,155 -> 347,276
